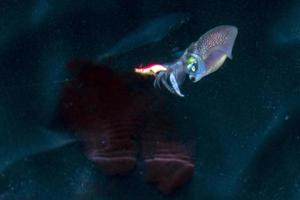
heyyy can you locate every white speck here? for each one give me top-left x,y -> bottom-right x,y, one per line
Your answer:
284,115 -> 289,120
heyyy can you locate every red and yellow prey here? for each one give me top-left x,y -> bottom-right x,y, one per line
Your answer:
134,64 -> 167,76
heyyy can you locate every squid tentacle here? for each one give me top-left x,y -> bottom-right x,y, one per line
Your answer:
170,72 -> 184,97
161,76 -> 176,94
154,72 -> 165,89
153,70 -> 185,97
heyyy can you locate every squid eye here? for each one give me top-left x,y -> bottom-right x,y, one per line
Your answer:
187,56 -> 197,65
186,56 -> 198,73
187,63 -> 198,73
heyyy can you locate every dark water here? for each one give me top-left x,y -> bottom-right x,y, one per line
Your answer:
0,0 -> 300,199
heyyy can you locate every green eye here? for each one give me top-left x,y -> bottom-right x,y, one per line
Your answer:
187,56 -> 197,65
186,56 -> 198,72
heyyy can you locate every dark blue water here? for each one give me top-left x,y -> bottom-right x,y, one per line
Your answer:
0,0 -> 299,199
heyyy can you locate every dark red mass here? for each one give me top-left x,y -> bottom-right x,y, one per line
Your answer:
143,142 -> 194,193
58,60 -> 194,193
142,114 -> 195,193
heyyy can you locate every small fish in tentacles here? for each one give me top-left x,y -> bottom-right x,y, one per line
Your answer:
134,25 -> 238,97
134,64 -> 167,76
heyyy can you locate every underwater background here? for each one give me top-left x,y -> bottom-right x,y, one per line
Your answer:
0,0 -> 300,199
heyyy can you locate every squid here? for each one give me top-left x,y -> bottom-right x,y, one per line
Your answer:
135,25 -> 238,97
